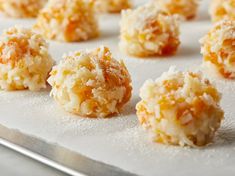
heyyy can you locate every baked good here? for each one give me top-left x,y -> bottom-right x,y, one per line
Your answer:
119,3 -> 180,57
0,26 -> 54,91
34,0 -> 99,42
0,0 -> 47,18
153,0 -> 199,20
210,0 -> 235,22
48,46 -> 132,118
94,0 -> 131,13
200,20 -> 235,79
136,67 -> 224,147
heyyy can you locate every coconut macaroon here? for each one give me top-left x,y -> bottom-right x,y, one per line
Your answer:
34,0 -> 99,42
153,0 -> 199,20
200,20 -> 235,79
94,0 -> 132,13
0,0 -> 47,18
0,0 -> 3,11
136,67 -> 224,147
48,46 -> 132,118
210,0 -> 235,22
119,3 -> 180,57
0,26 -> 54,91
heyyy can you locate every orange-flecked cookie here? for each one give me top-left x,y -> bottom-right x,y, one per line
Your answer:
136,67 -> 224,147
119,3 -> 180,57
0,0 -> 47,18
200,20 -> 235,79
153,0 -> 199,20
0,26 -> 54,91
48,46 -> 132,118
210,0 -> 235,22
34,0 -> 99,42
94,0 -> 132,13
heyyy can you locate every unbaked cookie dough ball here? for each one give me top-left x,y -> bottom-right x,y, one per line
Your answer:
0,26 -> 54,91
34,0 -> 99,42
200,20 -> 235,79
94,0 -> 132,13
0,0 -> 47,18
119,3 -> 180,57
210,0 -> 235,22
48,46 -> 132,118
154,0 -> 199,20
136,67 -> 224,147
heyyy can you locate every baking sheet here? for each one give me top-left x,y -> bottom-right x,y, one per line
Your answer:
1,0 -> 235,175
0,124 -> 135,176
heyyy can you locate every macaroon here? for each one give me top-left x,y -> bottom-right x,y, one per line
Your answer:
200,20 -> 235,79
34,0 -> 99,42
136,67 -> 224,147
0,26 -> 54,91
119,3 -> 180,57
0,0 -> 47,18
48,46 -> 132,118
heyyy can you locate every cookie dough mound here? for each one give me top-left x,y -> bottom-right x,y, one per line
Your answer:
94,0 -> 132,13
154,0 -> 199,20
200,20 -> 235,79
0,0 -> 47,18
0,26 -> 54,91
48,46 -> 132,118
136,67 -> 224,147
210,0 -> 235,22
34,0 -> 99,42
119,3 -> 180,57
